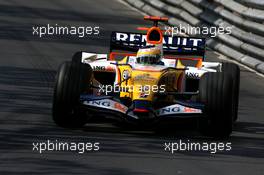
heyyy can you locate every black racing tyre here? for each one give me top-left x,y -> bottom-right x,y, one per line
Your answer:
72,52 -> 93,91
72,51 -> 82,64
222,62 -> 240,121
52,61 -> 93,128
198,72 -> 234,138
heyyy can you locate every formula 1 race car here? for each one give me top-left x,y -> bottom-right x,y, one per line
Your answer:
52,16 -> 240,138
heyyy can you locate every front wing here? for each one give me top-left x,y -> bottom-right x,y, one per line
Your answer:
80,95 -> 204,120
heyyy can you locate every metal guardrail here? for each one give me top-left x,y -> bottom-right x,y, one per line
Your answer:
123,0 -> 264,74
215,0 -> 264,22
235,0 -> 264,10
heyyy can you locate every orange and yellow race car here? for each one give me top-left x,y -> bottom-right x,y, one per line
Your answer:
52,16 -> 240,138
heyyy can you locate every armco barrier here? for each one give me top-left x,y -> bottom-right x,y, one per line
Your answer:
187,0 -> 264,61
215,0 -> 264,22
235,0 -> 264,10
123,0 -> 264,74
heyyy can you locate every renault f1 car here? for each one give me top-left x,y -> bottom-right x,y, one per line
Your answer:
52,16 -> 240,138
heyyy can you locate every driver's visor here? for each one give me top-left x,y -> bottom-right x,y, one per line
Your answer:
136,55 -> 161,64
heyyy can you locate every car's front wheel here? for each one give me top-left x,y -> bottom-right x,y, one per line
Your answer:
221,62 -> 240,121
198,72 -> 234,138
52,61 -> 92,128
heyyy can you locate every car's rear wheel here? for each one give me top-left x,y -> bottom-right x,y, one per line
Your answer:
52,61 -> 93,128
198,72 -> 234,138
222,62 -> 240,121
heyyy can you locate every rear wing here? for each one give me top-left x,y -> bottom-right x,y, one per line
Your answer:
110,31 -> 206,59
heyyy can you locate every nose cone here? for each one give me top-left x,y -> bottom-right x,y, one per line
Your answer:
133,100 -> 155,119
131,70 -> 160,101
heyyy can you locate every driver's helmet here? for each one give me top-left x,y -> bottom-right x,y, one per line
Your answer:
136,45 -> 161,64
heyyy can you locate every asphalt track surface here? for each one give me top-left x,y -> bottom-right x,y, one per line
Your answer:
0,0 -> 263,174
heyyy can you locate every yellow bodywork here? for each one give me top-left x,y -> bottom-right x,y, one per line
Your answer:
116,56 -> 183,102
